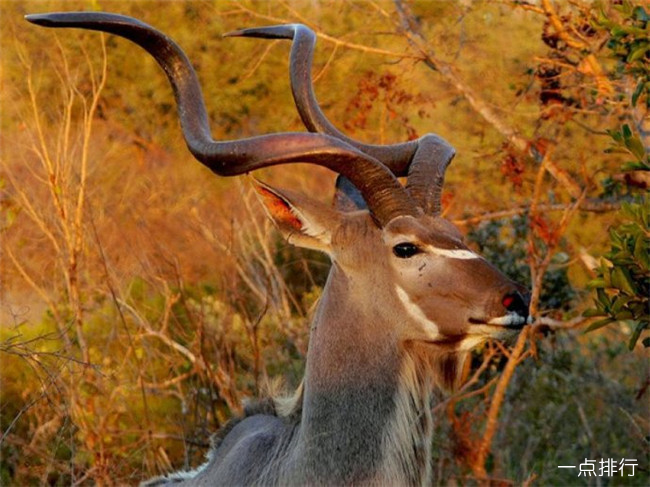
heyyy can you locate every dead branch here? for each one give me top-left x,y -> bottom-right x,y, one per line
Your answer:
453,199 -> 619,227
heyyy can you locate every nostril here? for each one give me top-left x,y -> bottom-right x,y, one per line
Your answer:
502,291 -> 529,316
502,294 -> 515,309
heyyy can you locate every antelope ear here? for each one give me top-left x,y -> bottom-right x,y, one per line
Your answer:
253,179 -> 340,253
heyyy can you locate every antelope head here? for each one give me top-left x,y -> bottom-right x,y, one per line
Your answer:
222,24 -> 531,368
26,11 -> 529,379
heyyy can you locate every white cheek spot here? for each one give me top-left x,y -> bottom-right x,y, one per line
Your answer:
425,245 -> 480,260
395,285 -> 440,338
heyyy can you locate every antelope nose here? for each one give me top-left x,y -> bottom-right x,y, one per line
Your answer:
502,291 -> 530,320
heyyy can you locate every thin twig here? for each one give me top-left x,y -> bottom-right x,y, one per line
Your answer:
472,327 -> 531,479
229,3 -> 418,59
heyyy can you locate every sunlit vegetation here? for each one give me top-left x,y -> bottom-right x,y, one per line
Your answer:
1,1 -> 647,485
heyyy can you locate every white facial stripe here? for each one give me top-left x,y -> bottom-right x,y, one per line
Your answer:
386,233 -> 479,260
425,245 -> 480,260
395,285 -> 440,338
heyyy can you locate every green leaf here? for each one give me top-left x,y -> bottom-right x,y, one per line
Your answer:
628,43 -> 649,63
633,6 -> 649,22
586,318 -> 615,333
633,234 -> 650,270
622,124 -> 633,139
614,309 -> 634,320
609,228 -> 623,247
597,288 -> 612,309
610,295 -> 624,313
621,161 -> 650,171
629,301 -> 648,318
607,128 -> 623,143
587,278 -> 607,289
583,308 -> 607,317
625,134 -> 647,161
611,266 -> 638,295
631,80 -> 644,107
628,321 -> 648,350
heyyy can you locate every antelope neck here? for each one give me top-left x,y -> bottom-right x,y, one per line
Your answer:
295,264 -> 433,485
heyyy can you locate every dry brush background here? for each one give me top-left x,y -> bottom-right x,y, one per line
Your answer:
0,1 -> 648,485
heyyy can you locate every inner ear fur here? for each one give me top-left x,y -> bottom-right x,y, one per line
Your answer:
253,179 -> 341,252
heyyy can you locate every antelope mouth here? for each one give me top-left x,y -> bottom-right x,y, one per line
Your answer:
469,313 -> 530,329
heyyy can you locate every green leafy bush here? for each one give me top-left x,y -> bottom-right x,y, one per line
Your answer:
585,199 -> 649,348
596,2 -> 649,109
587,2 -> 649,349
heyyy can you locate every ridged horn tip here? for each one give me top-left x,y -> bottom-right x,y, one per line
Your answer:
25,13 -> 58,26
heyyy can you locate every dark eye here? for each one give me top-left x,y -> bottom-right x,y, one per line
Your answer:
393,242 -> 421,259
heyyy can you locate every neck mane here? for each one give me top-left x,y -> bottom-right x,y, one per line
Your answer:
278,264 -> 464,486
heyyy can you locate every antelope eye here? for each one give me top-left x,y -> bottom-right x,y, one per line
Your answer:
393,242 -> 421,259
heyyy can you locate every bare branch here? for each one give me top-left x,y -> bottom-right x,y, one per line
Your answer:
471,327 -> 531,479
453,199 -> 619,227
230,3 -> 418,59
391,0 -> 586,199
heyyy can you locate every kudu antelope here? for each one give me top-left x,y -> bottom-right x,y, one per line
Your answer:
27,13 -> 531,486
